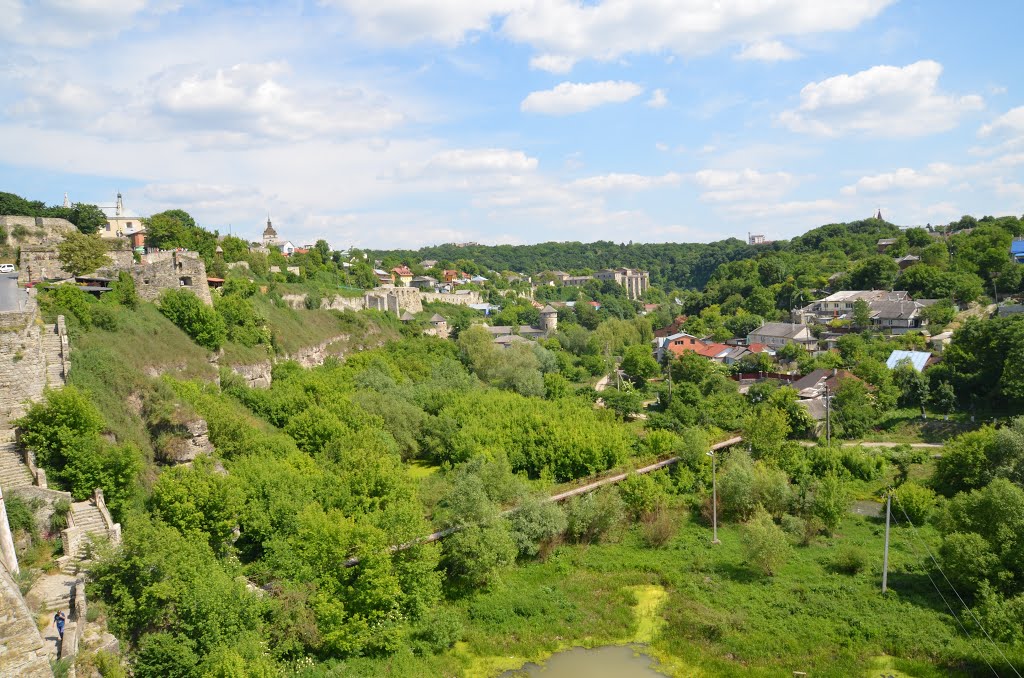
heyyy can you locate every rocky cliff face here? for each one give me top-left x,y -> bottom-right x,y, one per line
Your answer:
229,361 -> 273,388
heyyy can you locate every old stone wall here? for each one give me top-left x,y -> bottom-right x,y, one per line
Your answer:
131,251 -> 213,306
0,306 -> 46,422
20,242 -> 134,284
366,286 -> 422,314
1,215 -> 75,248
322,295 -> 366,312
0,562 -> 51,677
421,290 -> 483,306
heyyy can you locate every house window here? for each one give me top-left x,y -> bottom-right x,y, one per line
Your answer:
105,222 -> 112,231
126,222 -> 133,229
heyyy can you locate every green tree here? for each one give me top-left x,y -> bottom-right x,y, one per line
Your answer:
893,482 -> 936,525
812,471 -> 847,536
620,344 -> 660,384
69,203 -> 107,235
742,508 -> 790,576
852,299 -> 871,329
506,496 -> 567,558
57,230 -> 110,276
111,271 -> 138,309
438,473 -> 516,588
848,256 -> 899,290
832,378 -> 875,438
743,405 -> 791,463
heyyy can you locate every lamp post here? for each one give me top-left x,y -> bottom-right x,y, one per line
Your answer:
707,450 -> 720,544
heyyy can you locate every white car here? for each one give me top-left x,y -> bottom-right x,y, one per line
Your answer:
0,264 -> 15,274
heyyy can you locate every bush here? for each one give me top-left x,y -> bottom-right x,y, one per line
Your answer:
780,514 -> 806,538
831,543 -> 870,575
507,497 -> 567,558
158,289 -> 227,350
50,498 -> 71,533
742,509 -> 790,576
893,482 -> 936,525
618,473 -> 663,519
5,495 -> 37,538
409,606 -> 463,655
641,506 -> 676,548
90,304 -> 119,331
566,488 -> 624,543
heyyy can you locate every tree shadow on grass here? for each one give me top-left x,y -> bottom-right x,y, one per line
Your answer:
884,571 -> 971,617
715,560 -> 765,585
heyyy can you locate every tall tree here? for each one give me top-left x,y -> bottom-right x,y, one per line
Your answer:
57,230 -> 110,276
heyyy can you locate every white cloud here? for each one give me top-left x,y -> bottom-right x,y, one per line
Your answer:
779,60 -> 984,137
692,168 -> 798,202
735,41 -> 801,62
0,0 -> 173,47
654,142 -> 669,152
520,81 -> 643,115
322,0 -> 890,70
529,54 -> 577,74
979,106 -> 1024,139
570,172 -> 683,192
646,88 -> 668,109
4,61 -> 409,147
840,164 -> 954,195
502,0 -> 892,69
322,0 -> 524,46
420,148 -> 539,174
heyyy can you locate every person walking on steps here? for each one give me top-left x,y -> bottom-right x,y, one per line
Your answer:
54,610 -> 66,640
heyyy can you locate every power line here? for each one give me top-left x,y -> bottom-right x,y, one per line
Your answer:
892,503 -> 1019,678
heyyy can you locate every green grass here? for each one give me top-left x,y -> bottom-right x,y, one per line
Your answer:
333,502 -> 1020,677
255,299 -> 401,357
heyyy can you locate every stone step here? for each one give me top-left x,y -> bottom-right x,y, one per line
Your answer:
0,443 -> 33,490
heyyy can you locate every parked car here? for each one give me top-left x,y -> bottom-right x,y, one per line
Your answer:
0,264 -> 16,274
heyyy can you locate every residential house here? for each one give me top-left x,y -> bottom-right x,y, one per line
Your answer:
563,274 -> 594,286
419,259 -> 438,269
869,299 -> 937,334
374,268 -> 394,285
654,332 -> 730,363
877,238 -> 898,253
885,350 -> 933,372
410,275 -> 437,290
795,290 -> 911,324
747,322 -> 817,351
392,265 -> 414,286
654,315 -> 688,339
1011,240 -> 1024,264
896,254 -> 921,270
792,368 -> 863,433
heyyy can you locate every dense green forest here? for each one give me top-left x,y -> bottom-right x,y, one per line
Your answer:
5,193 -> 1024,676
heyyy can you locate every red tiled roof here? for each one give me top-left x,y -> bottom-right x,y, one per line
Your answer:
693,343 -> 730,358
747,343 -> 770,353
392,265 -> 413,275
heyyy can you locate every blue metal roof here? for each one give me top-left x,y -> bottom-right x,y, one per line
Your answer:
886,350 -> 930,372
1011,240 -> 1024,255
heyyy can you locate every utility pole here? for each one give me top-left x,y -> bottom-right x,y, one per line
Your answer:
882,491 -> 892,594
825,383 -> 831,447
707,450 -> 720,544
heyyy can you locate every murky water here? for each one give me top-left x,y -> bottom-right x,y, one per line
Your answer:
499,645 -> 664,677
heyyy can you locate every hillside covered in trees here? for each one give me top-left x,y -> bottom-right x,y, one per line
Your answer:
4,194 -> 1024,676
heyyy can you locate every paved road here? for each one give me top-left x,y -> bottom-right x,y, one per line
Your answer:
0,274 -> 24,312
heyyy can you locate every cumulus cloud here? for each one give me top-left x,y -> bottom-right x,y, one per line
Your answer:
0,0 -> 174,47
692,168 -> 798,202
323,0 -> 523,46
5,61 -> 408,147
979,106 -> 1024,139
570,172 -> 683,192
529,54 -> 577,74
840,165 -> 953,195
418,148 -> 538,174
323,0 -> 890,70
520,81 -> 643,115
779,60 -> 984,137
735,41 -> 801,62
646,89 -> 668,109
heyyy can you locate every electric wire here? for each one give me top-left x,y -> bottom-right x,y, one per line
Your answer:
887,509 -> 1000,677
892,500 -> 1023,678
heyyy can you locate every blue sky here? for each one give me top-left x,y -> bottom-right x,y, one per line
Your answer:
0,0 -> 1022,249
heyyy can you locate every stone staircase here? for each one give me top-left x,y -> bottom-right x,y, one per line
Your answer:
41,321 -> 66,389
0,428 -> 33,491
